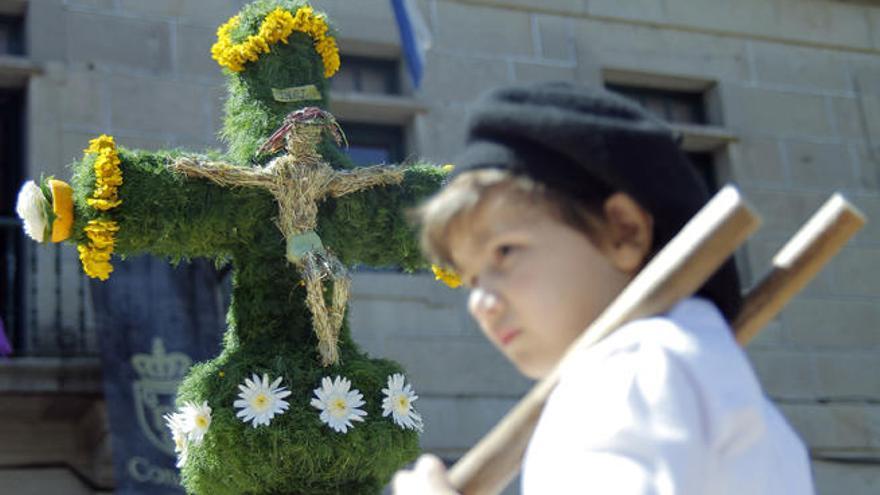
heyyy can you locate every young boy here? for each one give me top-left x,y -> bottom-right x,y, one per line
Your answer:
392,82 -> 814,493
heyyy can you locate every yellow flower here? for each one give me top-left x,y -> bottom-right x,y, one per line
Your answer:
441,164 -> 455,173
78,219 -> 119,281
211,6 -> 340,78
432,265 -> 462,289
84,135 -> 123,211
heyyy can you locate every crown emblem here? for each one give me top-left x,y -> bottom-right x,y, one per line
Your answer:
132,338 -> 192,381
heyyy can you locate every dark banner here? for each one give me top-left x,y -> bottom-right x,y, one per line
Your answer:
90,256 -> 228,494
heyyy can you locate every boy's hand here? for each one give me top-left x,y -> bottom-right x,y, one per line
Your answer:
392,454 -> 459,495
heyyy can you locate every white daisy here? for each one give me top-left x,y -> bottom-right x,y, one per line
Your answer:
180,400 -> 212,444
16,180 -> 50,243
163,411 -> 189,468
234,373 -> 292,427
381,373 -> 423,432
310,376 -> 367,433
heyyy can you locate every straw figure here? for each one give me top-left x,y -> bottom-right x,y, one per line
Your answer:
15,1 -> 446,493
174,107 -> 406,366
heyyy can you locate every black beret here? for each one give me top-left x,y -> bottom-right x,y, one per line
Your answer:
453,81 -> 742,322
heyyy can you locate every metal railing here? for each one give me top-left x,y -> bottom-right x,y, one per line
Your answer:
1,215 -> 97,357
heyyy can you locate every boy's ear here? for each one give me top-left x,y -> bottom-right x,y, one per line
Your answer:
601,193 -> 653,274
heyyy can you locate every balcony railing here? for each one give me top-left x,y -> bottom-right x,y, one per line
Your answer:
1,215 -> 98,357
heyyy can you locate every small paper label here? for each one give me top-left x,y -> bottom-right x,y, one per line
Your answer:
272,85 -> 322,103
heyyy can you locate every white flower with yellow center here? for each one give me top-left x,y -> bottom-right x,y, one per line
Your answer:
16,180 -> 50,243
381,373 -> 423,432
310,376 -> 367,433
181,401 -> 212,444
163,411 -> 189,468
234,373 -> 292,427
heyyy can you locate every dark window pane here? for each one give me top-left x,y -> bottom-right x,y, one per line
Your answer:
330,56 -> 400,95
0,16 -> 24,56
686,152 -> 718,193
605,83 -> 707,125
0,89 -> 25,352
341,122 -> 404,167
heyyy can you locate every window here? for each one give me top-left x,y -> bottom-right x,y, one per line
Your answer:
330,55 -> 400,96
342,123 -> 404,166
0,88 -> 25,351
0,15 -> 24,56
605,83 -> 707,125
330,55 -> 408,167
605,82 -> 724,192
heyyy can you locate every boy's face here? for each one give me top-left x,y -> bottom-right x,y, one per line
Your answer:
449,189 -> 632,379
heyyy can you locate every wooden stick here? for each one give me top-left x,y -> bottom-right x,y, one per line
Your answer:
734,193 -> 866,345
448,191 -> 865,495
448,186 -> 761,494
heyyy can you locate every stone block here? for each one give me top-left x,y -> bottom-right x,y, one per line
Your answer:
60,69 -> 107,129
118,0 -> 240,28
813,459 -> 880,495
176,22 -> 226,82
412,103 -> 469,164
348,298 -> 471,337
576,19 -> 751,84
779,403 -> 880,451
829,246 -> 880,296
719,84 -> 832,137
351,272 -> 466,307
512,61 -> 576,84
751,41 -> 851,93
852,144 -> 880,191
28,123 -> 63,178
418,51 -> 511,104
66,0 -> 115,9
855,95 -> 880,148
742,189 -> 830,241
746,349 -> 818,399
663,0 -> 874,50
852,62 -> 880,97
433,1 -> 534,58
813,351 -> 880,398
108,74 -> 212,143
784,298 -> 880,349
729,138 -> 788,187
26,0 -> 66,64
353,333 -> 532,397
321,0 -> 400,47
785,140 -> 856,191
418,395 -> 519,452
586,0 -> 665,22
831,96 -> 870,141
65,12 -> 173,75
534,14 -> 574,62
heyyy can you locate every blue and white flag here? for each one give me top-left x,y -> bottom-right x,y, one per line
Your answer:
391,0 -> 432,88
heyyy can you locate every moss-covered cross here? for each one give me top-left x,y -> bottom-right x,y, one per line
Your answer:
16,1 -> 445,493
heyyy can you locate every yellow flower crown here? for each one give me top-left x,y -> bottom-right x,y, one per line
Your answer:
211,6 -> 340,78
78,134 -> 122,281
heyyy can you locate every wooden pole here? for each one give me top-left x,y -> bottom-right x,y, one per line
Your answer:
734,194 -> 866,345
447,191 -> 865,495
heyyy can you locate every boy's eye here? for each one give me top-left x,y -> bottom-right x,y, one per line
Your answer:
495,244 -> 516,261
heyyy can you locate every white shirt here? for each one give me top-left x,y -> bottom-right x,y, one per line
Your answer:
521,298 -> 813,494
